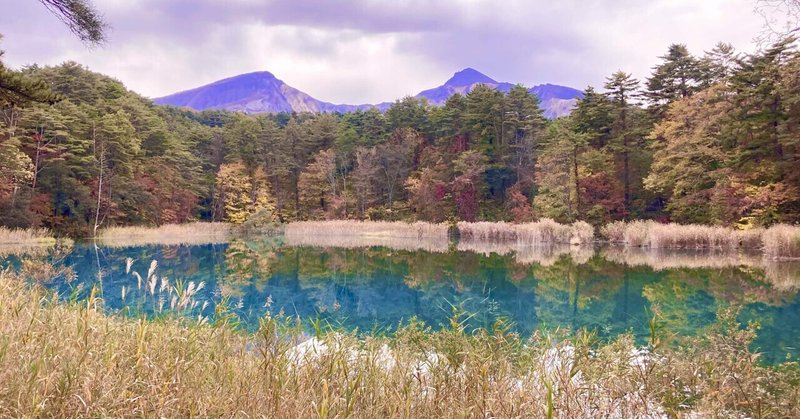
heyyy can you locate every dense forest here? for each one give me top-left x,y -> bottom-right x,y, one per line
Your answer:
1,37 -> 799,236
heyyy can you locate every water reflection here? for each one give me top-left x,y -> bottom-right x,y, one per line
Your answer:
2,239 -> 799,364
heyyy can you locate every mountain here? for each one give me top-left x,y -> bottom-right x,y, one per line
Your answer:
152,71 -> 369,114
412,68 -> 582,118
413,68 -> 516,105
153,68 -> 583,118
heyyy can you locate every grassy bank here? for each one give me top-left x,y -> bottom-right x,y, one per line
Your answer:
0,271 -> 797,417
96,222 -> 231,247
457,219 -> 594,245
763,224 -> 800,259
287,220 -> 450,239
286,220 -> 450,252
0,227 -> 63,258
0,227 -> 56,245
602,221 -> 800,258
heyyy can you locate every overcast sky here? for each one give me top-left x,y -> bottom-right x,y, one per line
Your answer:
0,0 -> 772,104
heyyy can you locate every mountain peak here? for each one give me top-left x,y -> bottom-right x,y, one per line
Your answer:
155,67 -> 583,118
444,68 -> 497,86
215,70 -> 277,84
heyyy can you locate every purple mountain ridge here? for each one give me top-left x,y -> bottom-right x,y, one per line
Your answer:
153,67 -> 583,118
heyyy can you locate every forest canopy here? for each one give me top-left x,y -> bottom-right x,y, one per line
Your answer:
0,36 -> 798,235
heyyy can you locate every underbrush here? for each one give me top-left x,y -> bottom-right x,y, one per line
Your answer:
0,270 -> 797,417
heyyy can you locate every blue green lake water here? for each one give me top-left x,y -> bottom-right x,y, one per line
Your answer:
3,239 -> 799,364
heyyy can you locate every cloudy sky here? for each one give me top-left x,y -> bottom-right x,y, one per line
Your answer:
0,0 -> 773,104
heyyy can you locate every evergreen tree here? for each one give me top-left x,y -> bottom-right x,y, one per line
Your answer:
645,44 -> 704,117
605,71 -> 642,218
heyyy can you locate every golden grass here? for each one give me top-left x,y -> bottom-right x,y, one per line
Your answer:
286,221 -> 450,252
0,270 -> 797,417
763,224 -> 800,259
287,234 -> 450,252
457,219 -> 594,245
602,221 -> 764,250
96,222 -> 232,247
0,227 -> 55,245
287,220 -> 450,238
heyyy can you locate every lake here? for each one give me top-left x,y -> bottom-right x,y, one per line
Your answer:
3,238 -> 799,364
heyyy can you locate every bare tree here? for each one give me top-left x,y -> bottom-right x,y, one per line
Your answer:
755,0 -> 800,44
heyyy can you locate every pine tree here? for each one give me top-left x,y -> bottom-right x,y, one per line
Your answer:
645,44 -> 704,117
533,118 -> 589,222
605,71 -> 641,218
502,85 -> 545,190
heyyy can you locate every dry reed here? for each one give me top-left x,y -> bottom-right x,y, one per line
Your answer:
457,219 -> 594,245
602,221 -> 763,250
763,224 -> 800,259
96,222 -> 231,247
287,234 -> 449,252
0,227 -> 55,245
0,270 -> 796,417
286,220 -> 450,252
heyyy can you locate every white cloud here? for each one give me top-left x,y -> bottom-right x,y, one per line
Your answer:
0,0 -> 773,103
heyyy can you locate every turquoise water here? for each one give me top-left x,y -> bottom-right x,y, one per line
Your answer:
4,239 -> 799,364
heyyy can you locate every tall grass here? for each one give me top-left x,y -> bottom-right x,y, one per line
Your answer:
287,220 -> 450,239
286,220 -> 450,252
287,234 -> 450,252
602,221 -> 765,250
0,271 -> 797,417
763,224 -> 800,259
96,222 -> 231,247
457,219 -> 594,245
0,227 -> 55,245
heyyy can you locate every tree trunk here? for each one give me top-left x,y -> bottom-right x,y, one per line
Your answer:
573,146 -> 580,219
93,127 -> 104,237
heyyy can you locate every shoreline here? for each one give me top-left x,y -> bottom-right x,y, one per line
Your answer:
2,219 -> 798,259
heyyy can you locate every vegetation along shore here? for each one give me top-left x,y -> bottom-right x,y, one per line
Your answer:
0,270 -> 798,417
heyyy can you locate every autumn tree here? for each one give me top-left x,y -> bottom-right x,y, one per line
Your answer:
375,128 -> 422,210
533,119 -> 588,222
452,150 -> 487,221
215,162 -> 275,224
298,149 -> 340,219
645,85 -> 733,223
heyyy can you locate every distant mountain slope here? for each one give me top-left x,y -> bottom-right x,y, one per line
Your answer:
152,71 -> 369,113
154,68 -> 583,118
414,68 -> 582,118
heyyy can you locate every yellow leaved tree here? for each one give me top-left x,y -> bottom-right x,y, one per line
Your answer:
215,162 -> 275,224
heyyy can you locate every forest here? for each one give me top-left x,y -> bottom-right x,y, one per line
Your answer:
1,37 -> 799,236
